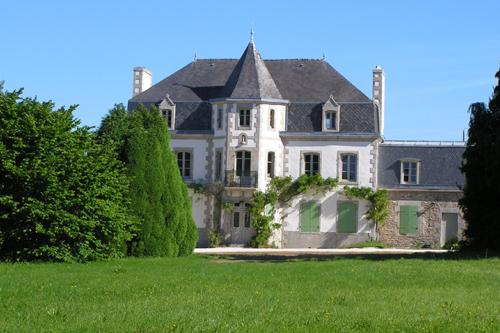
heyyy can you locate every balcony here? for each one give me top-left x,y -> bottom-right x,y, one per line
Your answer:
224,170 -> 258,188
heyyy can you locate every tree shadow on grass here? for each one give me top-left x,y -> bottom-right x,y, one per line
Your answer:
205,250 -> 499,263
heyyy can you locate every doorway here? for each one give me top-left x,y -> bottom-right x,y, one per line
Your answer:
231,202 -> 254,244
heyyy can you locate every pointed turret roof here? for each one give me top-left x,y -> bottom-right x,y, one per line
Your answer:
218,41 -> 283,100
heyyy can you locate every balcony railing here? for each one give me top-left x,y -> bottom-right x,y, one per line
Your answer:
224,170 -> 258,188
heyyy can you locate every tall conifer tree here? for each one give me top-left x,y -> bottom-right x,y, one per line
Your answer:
97,104 -> 197,256
460,65 -> 500,250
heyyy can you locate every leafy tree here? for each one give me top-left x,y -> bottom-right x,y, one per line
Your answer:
460,65 -> 500,250
97,104 -> 197,256
0,88 -> 136,262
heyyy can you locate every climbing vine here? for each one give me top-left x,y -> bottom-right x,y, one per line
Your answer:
342,186 -> 391,233
189,176 -> 390,248
188,180 -> 233,247
248,174 -> 339,247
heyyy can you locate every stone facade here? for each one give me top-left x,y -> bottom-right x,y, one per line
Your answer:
380,190 -> 464,248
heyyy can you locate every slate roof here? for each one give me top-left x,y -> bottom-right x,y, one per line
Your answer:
128,41 -> 374,132
286,103 -> 379,133
378,144 -> 465,189
218,41 -> 282,100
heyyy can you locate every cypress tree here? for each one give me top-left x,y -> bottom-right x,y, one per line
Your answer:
460,65 -> 500,250
97,104 -> 197,256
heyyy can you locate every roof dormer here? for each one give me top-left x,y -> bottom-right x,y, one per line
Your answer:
322,94 -> 340,132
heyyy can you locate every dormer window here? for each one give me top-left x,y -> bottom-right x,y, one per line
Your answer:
325,111 -> 336,130
322,94 -> 340,132
161,109 -> 173,129
400,159 -> 420,184
159,94 -> 176,130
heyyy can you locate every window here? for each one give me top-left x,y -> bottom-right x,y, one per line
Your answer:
215,150 -> 222,180
301,202 -> 319,232
135,79 -> 140,85
177,151 -> 191,179
269,109 -> 275,129
267,152 -> 275,178
341,154 -> 357,182
161,109 -> 173,129
217,109 -> 222,129
239,109 -> 250,127
400,205 -> 418,234
401,159 -> 419,184
338,202 -> 356,233
134,88 -> 139,93
135,71 -> 140,76
304,153 -> 320,176
325,111 -> 337,130
322,95 -> 340,132
236,151 -> 251,176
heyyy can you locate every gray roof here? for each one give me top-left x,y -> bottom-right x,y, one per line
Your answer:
218,41 -> 282,100
128,41 -> 373,131
287,103 -> 379,133
378,145 -> 465,189
129,44 -> 370,104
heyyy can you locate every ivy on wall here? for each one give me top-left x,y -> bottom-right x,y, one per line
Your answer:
342,186 -> 391,233
188,175 -> 391,248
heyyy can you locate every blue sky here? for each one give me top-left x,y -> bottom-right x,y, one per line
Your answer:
2,0 -> 499,141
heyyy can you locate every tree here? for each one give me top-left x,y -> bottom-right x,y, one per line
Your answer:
0,88 -> 136,262
97,104 -> 197,256
460,65 -> 500,250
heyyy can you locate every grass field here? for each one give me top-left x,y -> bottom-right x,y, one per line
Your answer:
1,252 -> 499,332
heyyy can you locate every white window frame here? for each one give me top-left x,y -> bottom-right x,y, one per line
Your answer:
324,111 -> 338,131
339,153 -> 358,183
176,150 -> 193,180
303,152 -> 320,176
239,109 -> 251,128
400,158 -> 420,184
161,109 -> 174,129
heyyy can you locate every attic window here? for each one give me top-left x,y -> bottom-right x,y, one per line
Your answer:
210,63 -> 215,67
299,64 -> 304,68
400,158 -> 420,184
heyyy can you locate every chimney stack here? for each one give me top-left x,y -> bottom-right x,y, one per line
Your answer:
372,66 -> 385,136
133,67 -> 152,97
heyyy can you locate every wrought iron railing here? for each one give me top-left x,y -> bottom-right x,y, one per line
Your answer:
224,170 -> 258,188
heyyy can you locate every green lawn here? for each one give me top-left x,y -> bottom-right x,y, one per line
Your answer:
1,253 -> 499,332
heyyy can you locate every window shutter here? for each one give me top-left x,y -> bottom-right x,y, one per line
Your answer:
301,203 -> 319,232
400,206 -> 409,234
339,202 -> 356,233
311,203 -> 319,231
409,206 -> 418,234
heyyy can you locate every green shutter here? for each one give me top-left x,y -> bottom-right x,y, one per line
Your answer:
338,202 -> 356,233
301,202 -> 319,232
266,203 -> 274,218
408,206 -> 418,234
400,205 -> 418,234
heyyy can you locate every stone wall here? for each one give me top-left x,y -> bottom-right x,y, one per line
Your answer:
380,190 -> 464,248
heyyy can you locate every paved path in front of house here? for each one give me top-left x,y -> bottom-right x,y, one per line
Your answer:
194,247 -> 449,255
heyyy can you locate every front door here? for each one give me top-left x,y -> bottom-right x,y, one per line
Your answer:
231,202 -> 254,244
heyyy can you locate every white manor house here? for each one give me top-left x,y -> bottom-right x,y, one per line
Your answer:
128,38 -> 465,248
